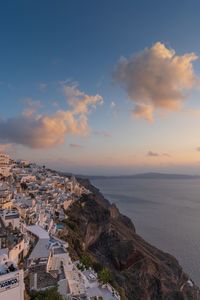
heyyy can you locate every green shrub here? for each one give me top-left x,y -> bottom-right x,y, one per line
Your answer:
30,287 -> 62,300
98,268 -> 112,284
80,254 -> 92,269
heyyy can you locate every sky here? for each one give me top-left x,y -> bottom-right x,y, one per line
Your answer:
1,0 -> 200,175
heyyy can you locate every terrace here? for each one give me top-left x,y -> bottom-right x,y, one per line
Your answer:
0,261 -> 18,276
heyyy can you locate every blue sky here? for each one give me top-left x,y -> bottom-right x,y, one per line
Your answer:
1,0 -> 200,174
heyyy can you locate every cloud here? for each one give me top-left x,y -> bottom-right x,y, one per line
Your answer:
113,42 -> 198,121
0,143 -> 16,155
196,147 -> 200,152
0,84 -> 103,149
52,101 -> 59,107
94,130 -> 112,137
39,83 -> 48,92
21,98 -> 43,117
147,151 -> 159,157
132,104 -> 154,123
69,143 -> 83,148
110,101 -> 116,109
147,151 -> 171,157
162,153 -> 171,157
62,83 -> 103,114
110,100 -> 119,116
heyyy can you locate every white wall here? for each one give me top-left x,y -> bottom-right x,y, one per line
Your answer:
0,269 -> 24,300
9,240 -> 25,264
0,167 -> 11,177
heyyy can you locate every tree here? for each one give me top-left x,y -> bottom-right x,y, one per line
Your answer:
80,254 -> 92,269
98,267 -> 112,284
118,287 -> 127,300
92,261 -> 103,273
30,287 -> 63,300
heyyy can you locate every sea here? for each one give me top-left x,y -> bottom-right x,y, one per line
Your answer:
91,177 -> 200,286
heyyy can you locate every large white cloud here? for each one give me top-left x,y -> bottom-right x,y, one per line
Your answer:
113,42 -> 198,121
0,84 -> 103,149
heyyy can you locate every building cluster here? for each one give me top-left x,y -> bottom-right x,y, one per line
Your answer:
0,153 -> 120,300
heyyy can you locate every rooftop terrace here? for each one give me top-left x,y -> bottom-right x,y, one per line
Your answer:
0,261 -> 18,276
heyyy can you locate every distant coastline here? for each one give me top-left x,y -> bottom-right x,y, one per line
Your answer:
61,172 -> 200,180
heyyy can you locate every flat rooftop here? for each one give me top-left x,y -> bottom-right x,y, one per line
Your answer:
87,287 -> 119,300
27,225 -> 49,239
29,239 -> 49,259
27,226 -> 50,260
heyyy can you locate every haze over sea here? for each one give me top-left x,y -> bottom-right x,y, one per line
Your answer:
91,177 -> 200,285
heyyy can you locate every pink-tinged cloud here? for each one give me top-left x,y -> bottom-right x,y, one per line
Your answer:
147,151 -> 160,157
21,98 -> 43,117
0,85 -> 103,149
132,104 -> 154,123
113,42 -> 198,121
63,83 -> 103,114
147,151 -> 171,157
162,153 -> 171,157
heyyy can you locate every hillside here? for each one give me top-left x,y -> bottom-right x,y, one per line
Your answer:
59,179 -> 200,300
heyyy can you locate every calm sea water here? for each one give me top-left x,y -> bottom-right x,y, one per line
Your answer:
91,178 -> 200,286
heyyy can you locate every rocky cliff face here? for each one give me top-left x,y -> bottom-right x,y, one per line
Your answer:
61,179 -> 200,300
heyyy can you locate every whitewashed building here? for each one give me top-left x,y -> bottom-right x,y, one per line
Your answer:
0,210 -> 20,229
0,153 -> 11,177
0,254 -> 24,300
0,183 -> 12,209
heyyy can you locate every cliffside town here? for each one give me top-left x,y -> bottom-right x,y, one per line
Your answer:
0,153 -> 199,300
0,153 -> 120,300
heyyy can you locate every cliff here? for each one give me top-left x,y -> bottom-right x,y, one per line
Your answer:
60,178 -> 200,300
